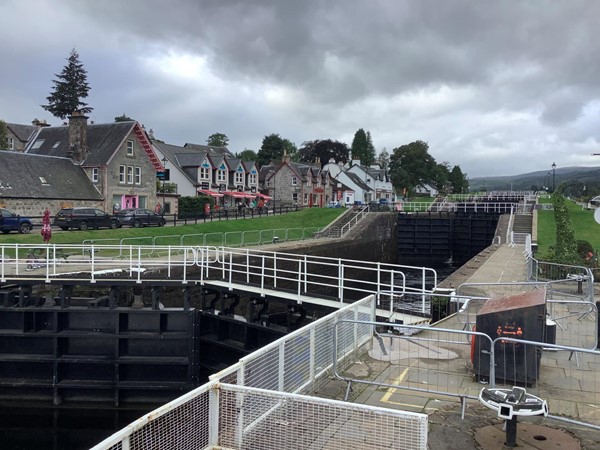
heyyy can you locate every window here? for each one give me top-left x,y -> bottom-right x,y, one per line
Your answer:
249,173 -> 257,185
292,193 -> 298,203
127,166 -> 134,184
126,140 -> 134,156
199,167 -> 210,180
292,176 -> 298,186
235,172 -> 244,184
119,165 -> 126,183
135,167 -> 141,185
8,138 -> 14,150
217,170 -> 226,182
92,168 -> 99,183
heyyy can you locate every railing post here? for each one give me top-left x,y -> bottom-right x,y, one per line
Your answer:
208,383 -> 220,446
246,249 -> 250,284
90,244 -> 96,283
338,259 -> 344,304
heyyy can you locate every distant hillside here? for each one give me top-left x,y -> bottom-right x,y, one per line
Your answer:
469,166 -> 600,192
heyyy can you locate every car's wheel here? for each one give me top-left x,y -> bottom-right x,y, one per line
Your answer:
159,219 -> 166,227
60,226 -> 69,231
133,219 -> 142,228
79,221 -> 88,231
19,222 -> 32,234
109,220 -> 118,229
2,230 -> 9,234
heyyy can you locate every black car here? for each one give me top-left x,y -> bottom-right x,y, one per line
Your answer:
0,208 -> 33,234
54,207 -> 119,231
115,208 -> 166,228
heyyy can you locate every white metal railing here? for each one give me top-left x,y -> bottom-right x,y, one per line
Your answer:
0,244 -> 438,312
91,296 -> 429,450
91,381 -> 428,450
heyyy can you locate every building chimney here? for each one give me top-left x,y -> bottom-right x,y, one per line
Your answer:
32,118 -> 50,129
283,149 -> 291,164
68,111 -> 89,163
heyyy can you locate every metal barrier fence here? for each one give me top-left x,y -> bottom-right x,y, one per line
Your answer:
530,258 -> 594,301
333,321 -> 494,410
456,280 -> 597,347
91,381 -> 428,450
490,338 -> 600,431
332,319 -> 600,431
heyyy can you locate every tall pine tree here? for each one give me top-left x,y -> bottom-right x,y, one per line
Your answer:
42,48 -> 93,119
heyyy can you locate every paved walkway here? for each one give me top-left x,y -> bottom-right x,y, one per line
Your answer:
317,242 -> 600,449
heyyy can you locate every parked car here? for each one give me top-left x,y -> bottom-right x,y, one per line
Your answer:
54,207 -> 119,231
115,208 -> 166,228
0,208 -> 33,234
378,198 -> 389,205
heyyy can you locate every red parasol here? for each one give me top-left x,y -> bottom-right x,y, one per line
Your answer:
41,208 -> 52,243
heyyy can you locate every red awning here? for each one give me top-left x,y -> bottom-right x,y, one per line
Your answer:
254,193 -> 273,200
223,191 -> 255,199
198,189 -> 224,198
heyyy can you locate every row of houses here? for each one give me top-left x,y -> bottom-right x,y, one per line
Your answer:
1,115 -> 396,216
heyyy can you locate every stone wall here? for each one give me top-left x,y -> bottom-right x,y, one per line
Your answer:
0,199 -> 104,219
283,213 -> 397,263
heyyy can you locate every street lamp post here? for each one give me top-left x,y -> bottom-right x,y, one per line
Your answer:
552,162 -> 556,193
546,172 -> 550,192
161,156 -> 167,213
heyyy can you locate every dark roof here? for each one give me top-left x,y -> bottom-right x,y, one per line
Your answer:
175,152 -> 209,167
344,171 -> 373,191
183,143 -> 233,158
6,123 -> 37,142
367,167 -> 388,181
26,121 -> 136,165
0,152 -> 102,200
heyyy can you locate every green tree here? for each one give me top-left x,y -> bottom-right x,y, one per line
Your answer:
297,139 -> 349,167
365,131 -> 376,166
237,149 -> 257,162
550,193 -> 580,265
377,148 -> 390,169
448,165 -> 469,194
42,48 -> 93,119
257,133 -> 296,166
350,128 -> 368,164
0,120 -> 8,150
389,140 -> 437,194
206,133 -> 229,147
432,162 -> 451,193
114,113 -> 133,122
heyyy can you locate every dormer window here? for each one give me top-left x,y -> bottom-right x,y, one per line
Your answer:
126,140 -> 134,156
39,176 -> 48,185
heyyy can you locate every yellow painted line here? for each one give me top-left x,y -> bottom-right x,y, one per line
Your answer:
381,363 -> 412,403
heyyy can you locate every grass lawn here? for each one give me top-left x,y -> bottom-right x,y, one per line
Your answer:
0,208 -> 346,246
536,200 -> 600,258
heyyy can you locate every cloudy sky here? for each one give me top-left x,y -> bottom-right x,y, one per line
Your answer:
1,0 -> 599,177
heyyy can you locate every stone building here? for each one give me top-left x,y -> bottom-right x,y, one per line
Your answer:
260,156 -> 334,207
26,113 -> 164,213
0,151 -> 103,216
